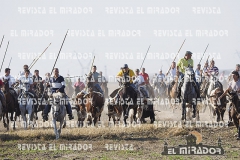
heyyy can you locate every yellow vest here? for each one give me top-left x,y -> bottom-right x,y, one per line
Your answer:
177,58 -> 194,74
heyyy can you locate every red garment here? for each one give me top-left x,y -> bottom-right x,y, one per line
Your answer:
140,73 -> 149,84
74,82 -> 85,90
0,79 -> 3,86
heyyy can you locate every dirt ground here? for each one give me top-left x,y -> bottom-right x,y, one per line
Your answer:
0,83 -> 240,160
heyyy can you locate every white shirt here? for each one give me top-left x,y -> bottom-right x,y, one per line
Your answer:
228,79 -> 240,92
19,76 -> 33,91
228,70 -> 240,82
18,71 -> 33,80
157,73 -> 165,82
170,68 -> 176,78
1,75 -> 16,88
133,75 -> 145,86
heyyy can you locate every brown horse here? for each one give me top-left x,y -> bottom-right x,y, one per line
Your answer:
209,88 -> 227,122
167,76 -> 179,112
227,91 -> 240,140
2,79 -> 20,130
34,82 -> 45,120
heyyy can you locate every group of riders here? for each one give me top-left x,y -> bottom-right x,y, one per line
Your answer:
0,51 -> 240,127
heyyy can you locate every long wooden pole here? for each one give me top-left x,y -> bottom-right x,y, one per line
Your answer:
166,39 -> 186,75
29,43 -> 52,69
0,41 -> 9,72
0,35 -> 4,49
139,45 -> 151,71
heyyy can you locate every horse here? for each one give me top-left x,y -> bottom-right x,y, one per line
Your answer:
206,74 -> 223,118
51,92 -> 67,139
33,82 -> 45,120
2,79 -> 20,130
153,79 -> 167,109
227,91 -> 240,140
84,73 -> 105,126
181,67 -> 199,121
167,75 -> 180,113
208,87 -> 227,122
146,84 -> 155,99
119,81 -> 138,126
18,82 -> 36,129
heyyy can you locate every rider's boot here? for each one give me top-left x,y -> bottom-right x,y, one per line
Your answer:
43,105 -> 51,121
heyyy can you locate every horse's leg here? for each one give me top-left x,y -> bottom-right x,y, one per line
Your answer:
53,119 -> 58,140
221,108 -> 225,121
182,101 -> 186,120
13,111 -> 17,130
216,109 -> 220,122
19,105 -> 27,129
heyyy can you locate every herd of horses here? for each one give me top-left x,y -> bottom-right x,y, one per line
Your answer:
0,67 -> 240,140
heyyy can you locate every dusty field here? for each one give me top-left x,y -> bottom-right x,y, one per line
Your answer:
0,83 -> 240,160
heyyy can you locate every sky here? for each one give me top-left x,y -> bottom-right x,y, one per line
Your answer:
0,0 -> 240,81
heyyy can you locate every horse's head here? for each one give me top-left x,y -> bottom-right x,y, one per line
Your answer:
22,82 -> 31,92
2,78 -> 10,92
52,92 -> 65,118
184,66 -> 195,81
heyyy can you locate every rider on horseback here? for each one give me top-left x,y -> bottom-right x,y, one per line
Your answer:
32,70 -> 43,91
219,71 -> 240,130
140,68 -> 154,98
89,66 -> 104,95
201,60 -> 219,97
177,51 -> 200,118
116,64 -> 138,95
134,69 -> 149,98
43,68 -> 74,121
166,62 -> 177,98
115,64 -> 139,118
1,68 -> 18,108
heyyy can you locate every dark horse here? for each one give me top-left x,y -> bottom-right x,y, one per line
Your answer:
228,91 -> 240,140
34,82 -> 45,120
83,73 -> 105,125
119,81 -> 138,125
2,79 -> 20,130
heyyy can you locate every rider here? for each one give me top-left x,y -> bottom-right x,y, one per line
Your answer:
202,60 -> 219,97
218,70 -> 240,139
74,78 -> 85,94
140,68 -> 152,97
99,71 -> 108,91
166,62 -> 177,98
157,69 -> 165,83
195,64 -> 202,86
116,64 -> 138,118
32,70 -> 43,91
134,69 -> 149,98
1,68 -> 18,107
116,64 -> 138,94
18,65 -> 33,78
89,65 -> 104,94
0,79 -> 7,112
228,64 -> 240,83
43,68 -> 74,121
177,51 -> 200,118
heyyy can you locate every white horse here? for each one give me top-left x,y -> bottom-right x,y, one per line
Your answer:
51,92 -> 67,140
18,82 -> 35,129
206,73 -> 223,119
